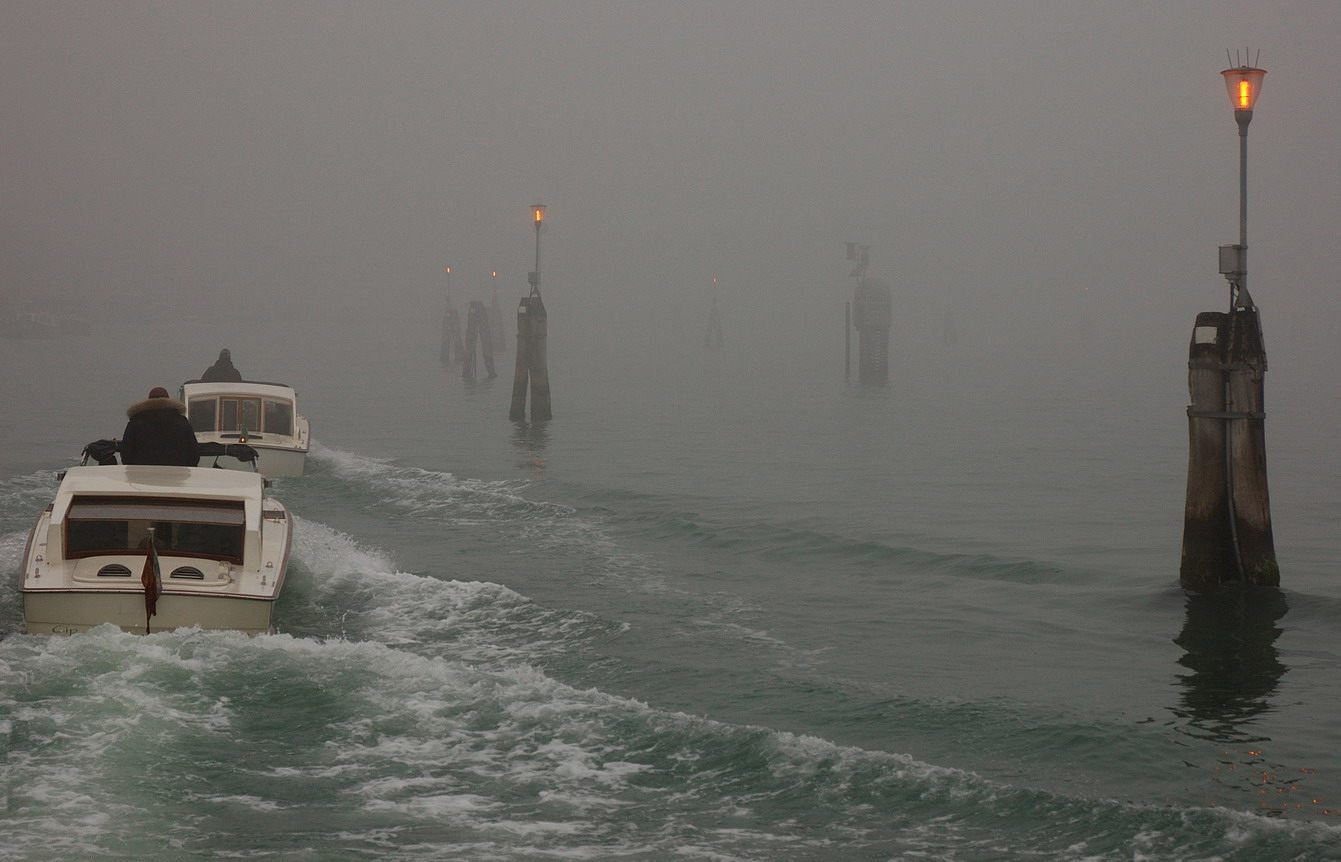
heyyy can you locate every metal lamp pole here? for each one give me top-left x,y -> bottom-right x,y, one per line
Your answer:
530,204 -> 546,296
1219,57 -> 1265,309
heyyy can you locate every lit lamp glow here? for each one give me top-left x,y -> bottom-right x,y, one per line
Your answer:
1221,66 -> 1265,111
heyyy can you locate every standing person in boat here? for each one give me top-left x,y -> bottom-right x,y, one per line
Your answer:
120,387 -> 200,466
200,348 -> 242,382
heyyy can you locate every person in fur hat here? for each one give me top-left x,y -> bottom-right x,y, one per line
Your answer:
120,387 -> 200,466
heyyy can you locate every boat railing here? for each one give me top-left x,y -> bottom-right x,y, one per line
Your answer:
78,439 -> 260,471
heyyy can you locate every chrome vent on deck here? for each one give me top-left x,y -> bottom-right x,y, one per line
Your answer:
97,564 -> 133,577
171,566 -> 206,580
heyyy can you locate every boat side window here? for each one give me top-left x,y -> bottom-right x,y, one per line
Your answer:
263,400 -> 293,436
65,496 -> 246,564
66,519 -> 128,555
189,397 -> 217,433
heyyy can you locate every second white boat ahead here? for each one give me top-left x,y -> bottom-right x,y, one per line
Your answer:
180,380 -> 310,477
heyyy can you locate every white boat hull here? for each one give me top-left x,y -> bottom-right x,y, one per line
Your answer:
19,465 -> 292,637
23,590 -> 275,636
197,439 -> 307,477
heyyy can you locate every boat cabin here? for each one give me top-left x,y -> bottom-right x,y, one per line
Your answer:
45,466 -> 270,575
178,380 -> 310,476
182,384 -> 297,440
65,496 -> 245,565
22,464 -> 292,635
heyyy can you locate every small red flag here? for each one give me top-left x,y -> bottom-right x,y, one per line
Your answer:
141,532 -> 162,634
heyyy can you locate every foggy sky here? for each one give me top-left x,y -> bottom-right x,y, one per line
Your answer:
3,1 -> 1339,383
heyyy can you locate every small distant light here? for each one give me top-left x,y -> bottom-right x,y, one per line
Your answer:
532,204 -> 547,223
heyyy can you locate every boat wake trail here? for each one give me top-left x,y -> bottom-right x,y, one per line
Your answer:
4,458 -> 1341,859
1,623 -> 1334,861
278,513 -> 626,670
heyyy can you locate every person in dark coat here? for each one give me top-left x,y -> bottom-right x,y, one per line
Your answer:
120,387 -> 200,466
201,348 -> 243,382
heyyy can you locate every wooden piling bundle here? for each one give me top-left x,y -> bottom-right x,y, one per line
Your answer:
440,303 -> 465,366
853,280 -> 891,384
489,294 -> 507,353
462,301 -> 497,381
509,294 -> 551,421
1180,308 -> 1278,586
704,303 -> 723,349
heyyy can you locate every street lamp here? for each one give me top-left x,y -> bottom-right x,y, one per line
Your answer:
1218,54 -> 1265,309
444,265 -> 452,304
529,204 -> 546,295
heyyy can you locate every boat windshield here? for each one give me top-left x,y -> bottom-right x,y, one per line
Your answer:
65,495 -> 245,563
188,396 -> 294,437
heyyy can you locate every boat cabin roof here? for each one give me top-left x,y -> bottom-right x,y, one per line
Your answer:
56,465 -> 267,505
180,380 -> 298,401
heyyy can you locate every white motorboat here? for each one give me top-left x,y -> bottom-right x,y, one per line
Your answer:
180,379 -> 310,477
20,446 -> 292,636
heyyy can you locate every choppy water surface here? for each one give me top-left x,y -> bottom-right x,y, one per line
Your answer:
2,326 -> 1339,860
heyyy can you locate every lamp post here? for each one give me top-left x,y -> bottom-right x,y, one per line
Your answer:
511,203 -> 552,421
440,265 -> 462,365
529,204 -> 546,296
1180,53 -> 1277,587
489,269 -> 505,352
1219,56 -> 1265,309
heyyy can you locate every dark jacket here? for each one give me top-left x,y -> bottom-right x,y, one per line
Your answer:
120,397 -> 200,466
201,357 -> 242,382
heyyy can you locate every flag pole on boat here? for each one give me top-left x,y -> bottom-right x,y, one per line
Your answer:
141,527 -> 162,634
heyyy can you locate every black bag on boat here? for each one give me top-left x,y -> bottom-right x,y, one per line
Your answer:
82,439 -> 120,466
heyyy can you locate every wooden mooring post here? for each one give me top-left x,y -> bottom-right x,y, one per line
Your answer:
489,288 -> 507,353
844,242 -> 890,384
853,278 -> 891,384
439,301 -> 464,365
704,300 -> 723,349
508,291 -> 551,421
1180,305 -> 1277,586
462,300 -> 497,381
844,301 -> 851,382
